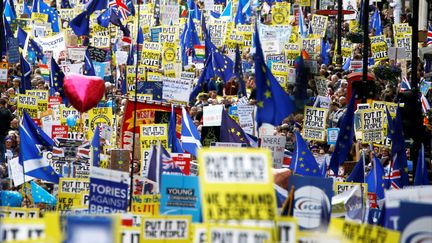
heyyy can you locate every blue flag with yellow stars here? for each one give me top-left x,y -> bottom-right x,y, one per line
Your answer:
91,125 -> 100,167
23,110 -> 55,148
17,27 -> 44,60
70,10 -> 91,36
365,154 -> 385,200
50,57 -> 68,105
31,181 -> 57,205
328,92 -> 355,175
290,132 -> 321,177
34,0 -> 61,32
254,26 -> 296,127
220,108 -> 249,145
211,47 -> 234,83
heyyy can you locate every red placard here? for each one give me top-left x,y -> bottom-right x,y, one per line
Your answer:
368,192 -> 377,209
48,96 -> 62,108
52,125 -> 68,139
32,119 -> 41,127
171,153 -> 191,175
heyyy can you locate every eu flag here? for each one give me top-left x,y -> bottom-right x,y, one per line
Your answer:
414,143 -> 429,185
168,105 -> 183,153
189,54 -> 216,101
84,49 -> 96,76
180,12 -> 200,64
254,26 -> 296,127
97,8 -> 111,28
219,108 -> 249,145
365,154 -> 385,200
329,92 -> 355,175
50,57 -> 68,105
36,0 -> 61,32
290,132 -> 321,176
23,110 -> 55,148
91,125 -> 100,167
17,27 -> 44,60
20,55 -> 31,94
346,152 -> 365,183
211,48 -> 234,83
234,44 -> 247,96
70,11 -> 91,36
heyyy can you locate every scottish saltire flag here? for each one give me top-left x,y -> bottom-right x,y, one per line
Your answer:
23,110 -> 55,148
427,25 -> 432,46
91,125 -> 101,167
400,77 -> 411,92
298,7 -> 308,38
20,55 -> 32,94
168,105 -> 183,153
181,107 -> 202,157
370,9 -> 382,35
274,184 -> 288,208
84,49 -> 96,76
31,181 -> 57,205
346,152 -> 365,183
290,132 -> 321,176
365,154 -> 385,200
32,0 -> 61,32
329,92 -> 355,175
4,0 -> 16,23
19,125 -> 60,184
414,144 -> 429,185
254,25 -> 295,127
220,1 -> 232,21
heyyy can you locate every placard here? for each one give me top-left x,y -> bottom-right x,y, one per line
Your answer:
141,216 -> 191,242
310,15 -> 328,37
198,148 -> 276,221
303,106 -> 328,141
88,167 -> 130,213
260,135 -> 286,168
314,76 -> 328,97
160,174 -> 201,222
52,125 -> 68,139
203,105 -> 224,127
237,104 -> 254,134
162,77 -> 193,102
0,62 -> 8,84
207,225 -> 273,243
359,109 -> 384,143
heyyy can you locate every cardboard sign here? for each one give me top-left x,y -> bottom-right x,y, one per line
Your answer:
89,167 -> 130,213
162,77 -> 193,103
198,148 -> 276,221
260,135 -> 287,168
237,105 -> 255,134
359,109 -> 384,143
160,174 -> 202,222
395,36 -> 412,60
303,106 -> 328,141
36,32 -> 66,52
141,216 -> 191,242
0,218 -> 46,241
203,105 -> 224,127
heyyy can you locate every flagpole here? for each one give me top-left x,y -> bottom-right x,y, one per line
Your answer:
128,0 -> 141,211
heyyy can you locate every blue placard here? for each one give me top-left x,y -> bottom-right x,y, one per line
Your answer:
93,61 -> 107,78
287,175 -> 333,231
228,105 -> 238,116
399,201 -> 432,242
150,27 -> 162,42
65,215 -> 115,243
160,174 -> 202,222
327,128 -> 339,145
89,171 -> 129,213
137,81 -> 163,100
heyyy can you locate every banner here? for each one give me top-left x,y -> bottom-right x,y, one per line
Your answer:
359,109 -> 384,143
160,174 -> 201,222
198,148 -> 276,221
303,106 -> 328,141
89,167 -> 129,213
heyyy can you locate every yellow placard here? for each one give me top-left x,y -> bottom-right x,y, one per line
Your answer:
0,217 -> 46,242
31,12 -> 49,22
141,215 -> 192,242
17,95 -> 39,118
131,195 -> 160,216
359,109 -> 385,143
0,207 -> 40,218
311,14 -> 328,37
87,107 -> 113,139
276,217 -> 298,243
328,218 -> 400,243
139,124 -> 168,150
207,224 -> 274,243
302,106 -> 328,141
198,148 -> 277,221
272,3 -> 290,25
371,42 -> 389,61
